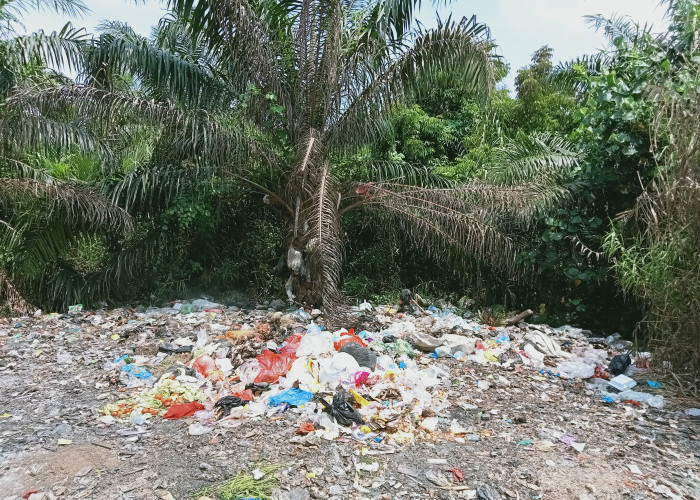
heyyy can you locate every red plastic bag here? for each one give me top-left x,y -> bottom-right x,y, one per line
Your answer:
254,350 -> 295,383
163,401 -> 205,419
593,366 -> 610,380
447,468 -> 465,482
232,389 -> 254,401
280,334 -> 304,356
296,422 -> 315,435
190,355 -> 216,377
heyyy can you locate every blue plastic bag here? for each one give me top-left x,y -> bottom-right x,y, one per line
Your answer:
268,388 -> 313,407
121,364 -> 152,380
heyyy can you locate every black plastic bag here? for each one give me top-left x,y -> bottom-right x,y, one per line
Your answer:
477,484 -> 502,500
608,354 -> 631,376
213,396 -> 244,418
158,343 -> 193,354
320,391 -> 364,426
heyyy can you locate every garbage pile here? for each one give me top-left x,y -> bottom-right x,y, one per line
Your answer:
91,299 -> 672,442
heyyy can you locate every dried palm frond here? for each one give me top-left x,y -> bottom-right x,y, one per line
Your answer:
0,269 -> 32,314
341,182 -> 515,271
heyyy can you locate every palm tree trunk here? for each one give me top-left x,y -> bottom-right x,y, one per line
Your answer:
282,132 -> 343,308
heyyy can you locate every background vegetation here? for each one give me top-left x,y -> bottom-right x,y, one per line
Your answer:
0,0 -> 698,383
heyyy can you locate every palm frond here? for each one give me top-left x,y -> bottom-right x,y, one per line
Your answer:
305,163 -> 346,309
3,85 -> 275,168
0,0 -> 88,35
109,164 -> 214,213
338,157 -> 454,188
327,15 -> 493,154
6,0 -> 89,18
342,182 -> 514,268
167,0 -> 291,109
551,53 -> 610,93
87,22 -> 231,109
1,105 -> 102,157
485,133 -> 582,185
0,178 -> 132,229
585,14 -> 654,47
371,0 -> 449,42
3,23 -> 88,74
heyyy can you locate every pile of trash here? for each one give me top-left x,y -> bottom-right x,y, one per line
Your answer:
93,299 -> 672,442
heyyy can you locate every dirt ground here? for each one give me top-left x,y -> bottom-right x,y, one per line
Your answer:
0,307 -> 698,500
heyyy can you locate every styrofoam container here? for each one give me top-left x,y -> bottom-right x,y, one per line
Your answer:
609,374 -> 637,391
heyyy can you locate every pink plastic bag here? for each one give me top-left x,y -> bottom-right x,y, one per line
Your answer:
354,371 -> 370,387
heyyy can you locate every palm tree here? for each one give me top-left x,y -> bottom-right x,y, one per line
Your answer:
3,0 -> 575,314
0,0 -> 133,312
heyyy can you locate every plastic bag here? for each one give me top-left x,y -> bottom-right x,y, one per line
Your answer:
280,334 -> 304,356
120,364 -> 153,388
603,389 -> 665,409
608,354 -> 631,376
238,359 -> 262,385
254,350 -> 295,384
121,364 -> 152,380
354,371 -> 370,387
320,391 -> 364,426
556,360 -> 595,379
296,331 -> 334,357
334,334 -> 366,351
232,389 -> 254,401
190,355 -> 217,378
163,402 -> 205,420
386,339 -> 415,357
319,352 -> 360,389
213,396 -> 245,418
268,388 -> 313,407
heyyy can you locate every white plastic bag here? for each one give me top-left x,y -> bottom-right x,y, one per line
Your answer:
238,359 -> 261,385
318,352 -> 360,389
296,330 -> 334,357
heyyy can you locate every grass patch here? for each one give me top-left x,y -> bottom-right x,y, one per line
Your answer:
196,464 -> 285,500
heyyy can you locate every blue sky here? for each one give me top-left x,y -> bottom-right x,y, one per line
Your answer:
21,0 -> 668,91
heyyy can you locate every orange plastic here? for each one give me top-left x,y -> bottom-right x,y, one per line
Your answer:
333,332 -> 366,351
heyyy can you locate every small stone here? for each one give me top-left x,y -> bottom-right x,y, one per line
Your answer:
277,489 -> 311,500
329,485 -> 343,496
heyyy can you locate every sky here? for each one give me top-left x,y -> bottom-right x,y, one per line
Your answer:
20,0 -> 669,92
